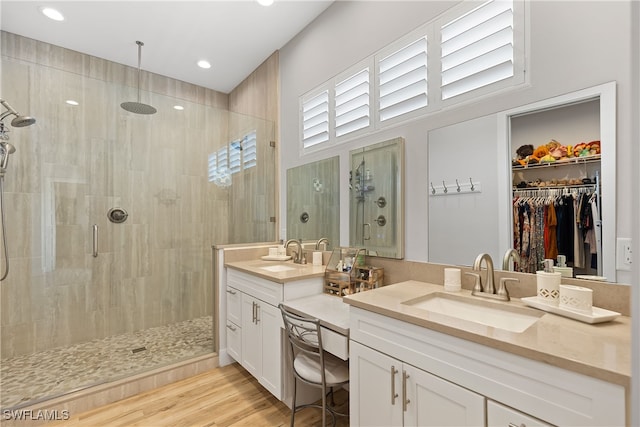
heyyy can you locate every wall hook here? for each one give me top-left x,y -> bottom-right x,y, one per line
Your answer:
442,180 -> 448,194
455,179 -> 461,192
469,178 -> 475,191
430,182 -> 436,195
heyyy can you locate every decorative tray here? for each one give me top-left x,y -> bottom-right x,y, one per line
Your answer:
521,296 -> 620,324
260,255 -> 292,261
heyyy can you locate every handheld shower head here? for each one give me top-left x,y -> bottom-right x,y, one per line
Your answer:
10,115 -> 36,127
0,99 -> 36,128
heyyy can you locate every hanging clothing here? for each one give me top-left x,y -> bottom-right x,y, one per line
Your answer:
544,203 -> 558,259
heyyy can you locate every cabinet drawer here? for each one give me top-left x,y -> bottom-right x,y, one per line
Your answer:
226,321 -> 241,362
226,286 -> 241,325
227,269 -> 283,306
487,400 -> 553,427
321,327 -> 348,360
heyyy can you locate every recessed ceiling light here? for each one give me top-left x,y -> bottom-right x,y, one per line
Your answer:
173,105 -> 184,111
65,100 -> 79,106
197,60 -> 211,69
40,7 -> 65,21
257,0 -> 274,6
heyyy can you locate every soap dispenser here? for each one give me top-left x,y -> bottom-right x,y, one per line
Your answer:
553,254 -> 573,278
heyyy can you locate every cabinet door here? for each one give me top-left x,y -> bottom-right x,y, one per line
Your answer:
241,293 -> 261,378
226,286 -> 241,325
258,301 -> 282,400
404,364 -> 485,427
350,341 -> 403,427
487,400 -> 553,427
226,321 -> 241,362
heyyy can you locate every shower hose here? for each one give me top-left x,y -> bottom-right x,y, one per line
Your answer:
0,177 -> 9,281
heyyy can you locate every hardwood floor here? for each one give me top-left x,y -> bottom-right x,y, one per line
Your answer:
54,363 -> 349,427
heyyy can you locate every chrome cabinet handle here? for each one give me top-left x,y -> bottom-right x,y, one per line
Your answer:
226,289 -> 237,295
92,224 -> 98,258
255,303 -> 260,323
252,302 -> 256,323
391,366 -> 398,405
508,424 -> 526,427
226,324 -> 236,332
402,370 -> 410,411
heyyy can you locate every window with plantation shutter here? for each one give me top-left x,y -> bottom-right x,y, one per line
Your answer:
301,90 -> 329,149
441,0 -> 515,100
228,139 -> 241,174
207,152 -> 217,183
378,36 -> 428,123
335,68 -> 370,138
242,131 -> 257,169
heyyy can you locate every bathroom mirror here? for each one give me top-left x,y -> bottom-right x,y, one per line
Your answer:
349,137 -> 404,259
428,82 -> 616,282
286,156 -> 339,249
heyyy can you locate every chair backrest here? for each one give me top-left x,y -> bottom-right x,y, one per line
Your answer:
279,303 -> 325,365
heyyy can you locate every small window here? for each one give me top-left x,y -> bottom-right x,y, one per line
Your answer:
377,36 -> 428,123
207,152 -> 217,183
335,67 -> 370,138
440,0 -> 515,100
242,131 -> 257,169
229,139 -> 242,174
301,90 -> 330,149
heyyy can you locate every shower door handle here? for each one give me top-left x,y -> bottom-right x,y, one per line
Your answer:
92,224 -> 98,258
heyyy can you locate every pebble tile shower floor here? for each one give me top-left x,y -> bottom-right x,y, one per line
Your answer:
0,316 -> 213,408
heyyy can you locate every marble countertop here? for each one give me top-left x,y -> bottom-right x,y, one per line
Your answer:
225,259 -> 326,283
343,280 -> 631,387
281,293 -> 349,336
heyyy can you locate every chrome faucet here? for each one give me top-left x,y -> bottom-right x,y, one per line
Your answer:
315,237 -> 329,250
285,239 -> 303,264
502,248 -> 521,271
467,253 -> 517,301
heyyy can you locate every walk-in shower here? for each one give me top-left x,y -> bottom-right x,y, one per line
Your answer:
0,98 -> 36,281
1,33 -> 275,411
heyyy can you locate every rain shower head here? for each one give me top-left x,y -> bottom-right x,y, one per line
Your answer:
0,99 -> 36,128
120,41 -> 157,115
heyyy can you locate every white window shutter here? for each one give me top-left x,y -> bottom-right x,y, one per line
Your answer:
378,36 -> 428,122
242,131 -> 257,169
207,152 -> 217,182
441,0 -> 514,100
335,68 -> 370,137
302,90 -> 329,149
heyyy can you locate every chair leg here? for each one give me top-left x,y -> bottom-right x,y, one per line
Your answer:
329,387 -> 335,406
321,385 -> 327,427
290,377 -> 297,427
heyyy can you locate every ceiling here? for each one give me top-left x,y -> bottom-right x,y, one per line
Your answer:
0,0 -> 333,93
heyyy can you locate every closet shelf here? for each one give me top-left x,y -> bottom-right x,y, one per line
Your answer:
512,154 -> 600,170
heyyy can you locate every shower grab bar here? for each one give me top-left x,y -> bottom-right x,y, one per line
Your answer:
92,224 -> 98,257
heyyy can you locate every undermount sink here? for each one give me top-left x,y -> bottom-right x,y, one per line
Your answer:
402,292 -> 543,333
260,264 -> 297,273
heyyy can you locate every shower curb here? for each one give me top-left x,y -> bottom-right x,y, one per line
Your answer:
0,354 -> 218,427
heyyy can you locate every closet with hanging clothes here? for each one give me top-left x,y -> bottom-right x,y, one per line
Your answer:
509,98 -> 603,277
512,179 -> 601,275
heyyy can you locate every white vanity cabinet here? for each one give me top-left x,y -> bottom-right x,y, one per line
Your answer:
225,267 -> 323,401
349,306 -> 625,427
350,340 -> 485,426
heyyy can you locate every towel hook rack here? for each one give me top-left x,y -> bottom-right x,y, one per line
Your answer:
455,179 -> 461,192
430,182 -> 436,195
469,178 -> 475,191
442,180 -> 448,194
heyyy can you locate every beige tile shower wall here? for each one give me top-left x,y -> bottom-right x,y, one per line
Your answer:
0,32 -> 235,359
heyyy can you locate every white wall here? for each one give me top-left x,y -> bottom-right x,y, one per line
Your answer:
279,0 -> 635,285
